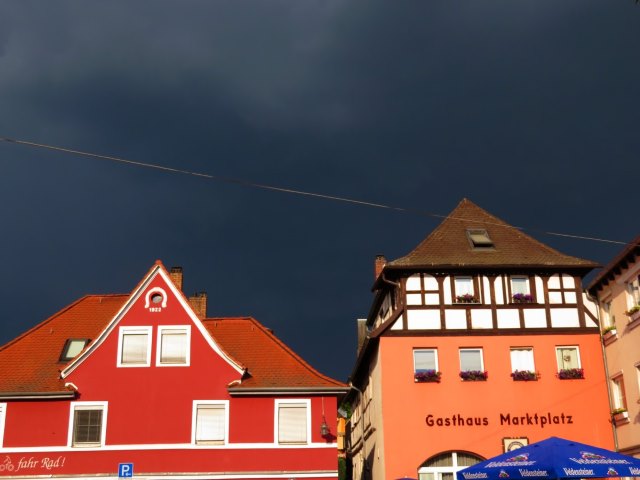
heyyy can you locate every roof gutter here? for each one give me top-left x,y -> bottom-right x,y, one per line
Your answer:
228,386 -> 350,396
0,391 -> 76,400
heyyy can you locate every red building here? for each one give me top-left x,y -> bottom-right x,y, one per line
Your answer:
0,262 -> 347,480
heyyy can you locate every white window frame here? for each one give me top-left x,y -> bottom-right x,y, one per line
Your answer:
611,375 -> 626,411
414,349 -> 439,373
275,399 -> 311,445
191,400 -> 229,445
454,277 -> 474,296
156,325 -> 191,367
117,326 -> 152,367
510,347 -> 535,373
510,276 -> 530,296
0,403 -> 6,448
555,346 -> 581,370
459,348 -> 484,372
627,276 -> 640,309
67,401 -> 108,447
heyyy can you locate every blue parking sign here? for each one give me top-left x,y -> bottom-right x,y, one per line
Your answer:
118,463 -> 133,478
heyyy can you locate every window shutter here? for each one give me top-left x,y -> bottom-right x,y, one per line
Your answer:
122,333 -> 148,364
161,330 -> 187,363
414,350 -> 436,371
278,403 -> 307,443
196,405 -> 225,443
460,350 -> 482,371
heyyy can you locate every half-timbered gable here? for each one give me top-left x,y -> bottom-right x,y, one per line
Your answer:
348,199 -> 613,480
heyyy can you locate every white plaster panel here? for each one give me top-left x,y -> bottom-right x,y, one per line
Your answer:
390,318 -> 403,330
482,276 -> 490,304
497,309 -> 520,329
583,294 -> 598,318
424,275 -> 438,290
548,275 -> 560,289
524,309 -> 547,328
549,292 -> 563,304
407,310 -> 441,330
494,276 -> 504,305
443,276 -> 452,305
406,274 -> 421,291
550,308 -> 580,328
562,274 -> 575,288
425,293 -> 440,305
564,292 -> 577,304
535,276 -> 544,301
445,310 -> 467,329
406,293 -> 422,306
471,309 -> 493,329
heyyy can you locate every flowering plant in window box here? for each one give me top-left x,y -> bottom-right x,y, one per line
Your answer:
414,370 -> 442,383
511,370 -> 538,381
557,368 -> 584,380
459,370 -> 488,381
625,305 -> 640,322
512,293 -> 534,304
455,294 -> 479,304
602,325 -> 617,336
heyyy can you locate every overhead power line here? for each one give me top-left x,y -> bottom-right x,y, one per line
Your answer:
0,136 -> 631,247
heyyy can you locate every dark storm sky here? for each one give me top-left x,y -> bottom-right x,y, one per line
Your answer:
0,1 -> 638,381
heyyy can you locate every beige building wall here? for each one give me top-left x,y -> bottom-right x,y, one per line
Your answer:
591,254 -> 640,457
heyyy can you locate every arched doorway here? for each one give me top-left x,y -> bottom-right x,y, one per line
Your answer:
417,451 -> 484,480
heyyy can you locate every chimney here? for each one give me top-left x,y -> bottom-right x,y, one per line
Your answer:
356,318 -> 368,354
188,291 -> 208,318
374,255 -> 386,281
169,267 -> 183,291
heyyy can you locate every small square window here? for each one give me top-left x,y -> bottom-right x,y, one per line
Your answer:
69,402 -> 107,447
193,402 -> 228,445
414,349 -> 438,372
556,346 -> 581,370
460,348 -> 483,372
510,348 -> 535,372
466,229 -> 494,249
157,326 -> 190,366
60,339 -> 89,362
277,401 -> 309,444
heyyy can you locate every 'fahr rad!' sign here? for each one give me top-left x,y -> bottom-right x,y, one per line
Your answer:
0,455 -> 66,474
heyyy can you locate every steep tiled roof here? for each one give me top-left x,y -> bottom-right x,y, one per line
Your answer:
387,198 -> 598,270
0,295 -> 345,396
203,318 -> 346,391
0,295 -> 127,395
587,234 -> 640,293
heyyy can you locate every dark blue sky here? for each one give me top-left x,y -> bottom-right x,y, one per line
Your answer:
0,0 -> 638,381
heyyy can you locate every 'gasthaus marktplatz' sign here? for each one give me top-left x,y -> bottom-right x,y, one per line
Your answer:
456,436 -> 640,480
425,410 -> 573,428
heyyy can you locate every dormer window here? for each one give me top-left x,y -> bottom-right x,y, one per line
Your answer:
466,229 -> 494,249
60,339 -> 89,362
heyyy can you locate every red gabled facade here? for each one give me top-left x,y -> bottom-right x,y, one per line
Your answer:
0,262 -> 347,480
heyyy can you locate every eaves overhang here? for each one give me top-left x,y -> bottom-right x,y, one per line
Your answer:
0,391 -> 76,400
228,386 -> 350,396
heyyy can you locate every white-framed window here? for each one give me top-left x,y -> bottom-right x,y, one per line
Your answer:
0,403 -> 6,448
418,451 -> 483,480
459,348 -> 483,372
68,402 -> 107,447
275,399 -> 310,445
611,375 -> 627,411
556,346 -> 581,370
117,327 -> 152,367
455,277 -> 474,296
602,299 -> 613,329
510,347 -> 535,372
627,276 -> 640,308
511,276 -> 530,295
156,325 -> 190,366
414,349 -> 438,373
192,401 -> 229,445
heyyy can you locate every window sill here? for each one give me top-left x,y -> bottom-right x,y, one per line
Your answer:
603,331 -> 618,346
613,412 -> 630,425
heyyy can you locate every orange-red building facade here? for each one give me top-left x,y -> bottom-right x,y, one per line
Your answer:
347,200 -> 614,480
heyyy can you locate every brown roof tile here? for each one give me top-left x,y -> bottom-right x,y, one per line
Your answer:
387,198 -> 598,270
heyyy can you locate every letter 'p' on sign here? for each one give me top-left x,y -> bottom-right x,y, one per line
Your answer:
118,463 -> 133,478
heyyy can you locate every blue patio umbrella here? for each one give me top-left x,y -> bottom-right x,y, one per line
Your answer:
457,436 -> 640,480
